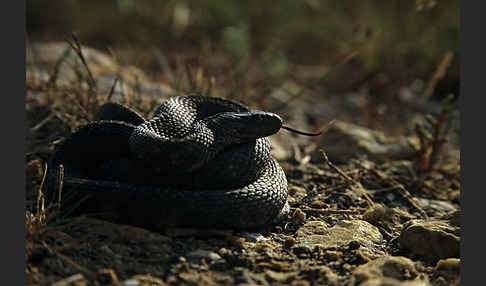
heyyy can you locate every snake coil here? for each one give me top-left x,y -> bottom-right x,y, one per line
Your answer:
46,95 -> 317,229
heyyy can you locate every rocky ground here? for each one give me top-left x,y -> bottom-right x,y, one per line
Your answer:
25,42 -> 460,286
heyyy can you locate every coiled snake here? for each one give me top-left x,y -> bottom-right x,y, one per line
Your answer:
46,95 -> 320,230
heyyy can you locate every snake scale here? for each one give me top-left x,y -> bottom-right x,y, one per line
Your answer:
46,95 -> 318,230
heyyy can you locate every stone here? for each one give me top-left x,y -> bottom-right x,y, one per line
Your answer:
217,248 -> 231,257
293,245 -> 312,258
363,204 -> 414,236
264,269 -> 297,283
187,250 -> 222,261
284,236 -> 297,248
240,232 -> 268,243
311,120 -> 419,163
299,266 -> 340,286
399,218 -> 460,262
359,277 -> 430,286
178,272 -> 201,284
310,200 -> 326,208
120,280 -> 140,286
295,220 -> 384,258
324,250 -> 342,262
352,256 -> 420,285
434,258 -> 460,286
288,185 -> 307,200
234,267 -> 268,285
435,258 -> 460,273
415,198 -> 458,216
291,208 -> 306,223
291,280 -> 311,286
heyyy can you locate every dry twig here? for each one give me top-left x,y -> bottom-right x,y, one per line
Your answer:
422,51 -> 454,99
414,98 -> 455,174
30,113 -> 56,133
56,164 -> 65,209
107,77 -> 119,101
66,32 -> 97,90
42,241 -> 98,280
319,149 -> 374,207
47,46 -> 72,88
298,207 -> 364,216
36,163 -> 48,220
363,164 -> 429,219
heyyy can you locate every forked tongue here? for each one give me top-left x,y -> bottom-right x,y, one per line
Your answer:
281,124 -> 322,136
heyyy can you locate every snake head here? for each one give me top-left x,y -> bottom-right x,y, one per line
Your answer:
209,110 -> 283,140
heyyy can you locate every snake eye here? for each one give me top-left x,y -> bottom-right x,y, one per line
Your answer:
248,110 -> 283,133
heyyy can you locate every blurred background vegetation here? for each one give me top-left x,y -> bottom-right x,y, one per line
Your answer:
27,0 -> 460,126
27,1 -> 459,84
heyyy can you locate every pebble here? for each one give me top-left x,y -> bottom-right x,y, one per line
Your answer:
293,245 -> 312,258
310,200 -> 326,208
324,250 -> 341,262
287,185 -> 307,202
240,232 -> 268,243
264,269 -> 297,283
416,198 -> 458,215
435,258 -> 460,273
120,280 -> 140,286
434,258 -> 460,285
359,277 -> 431,286
291,208 -> 306,223
187,250 -> 222,261
284,236 -> 297,248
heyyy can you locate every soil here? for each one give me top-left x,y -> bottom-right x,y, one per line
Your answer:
25,42 -> 460,286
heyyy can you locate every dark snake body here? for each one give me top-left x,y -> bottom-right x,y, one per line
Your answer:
46,95 -> 289,229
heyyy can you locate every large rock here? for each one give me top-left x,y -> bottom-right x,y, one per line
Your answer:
295,220 -> 384,258
399,213 -> 460,262
352,256 -> 426,286
433,258 -> 460,286
311,120 -> 419,163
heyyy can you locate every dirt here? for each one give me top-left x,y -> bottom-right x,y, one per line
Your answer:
25,42 -> 460,286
